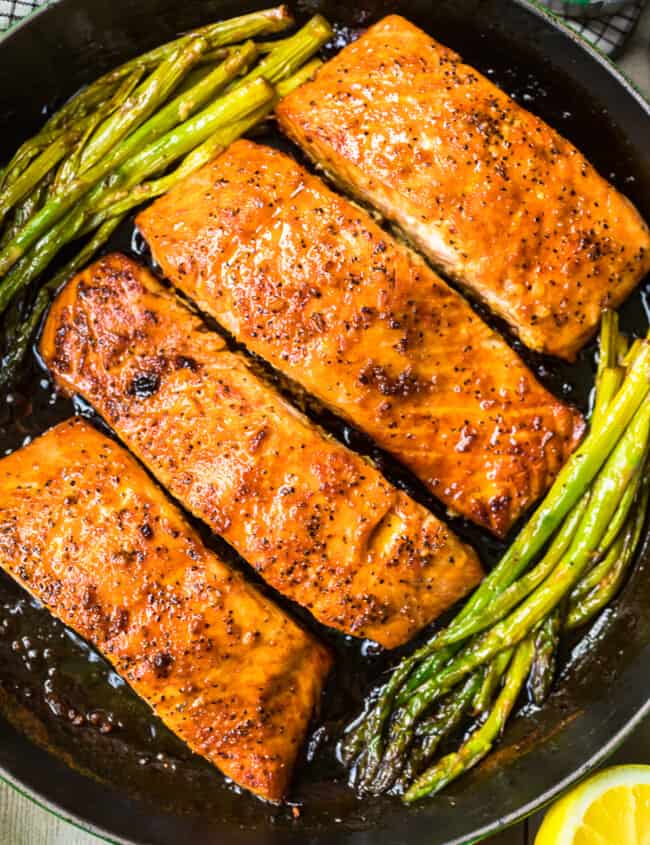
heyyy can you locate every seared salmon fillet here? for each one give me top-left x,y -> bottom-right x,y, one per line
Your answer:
136,140 -> 585,536
276,15 -> 650,360
0,418 -> 331,801
40,254 -> 483,648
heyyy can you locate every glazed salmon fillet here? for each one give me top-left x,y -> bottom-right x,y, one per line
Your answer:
40,254 -> 482,649
276,15 -> 650,360
0,418 -> 331,801
136,140 -> 585,537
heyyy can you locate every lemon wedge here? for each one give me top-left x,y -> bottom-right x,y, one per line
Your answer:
535,765 -> 650,845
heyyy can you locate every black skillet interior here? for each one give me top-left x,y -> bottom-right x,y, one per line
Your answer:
0,1 -> 649,844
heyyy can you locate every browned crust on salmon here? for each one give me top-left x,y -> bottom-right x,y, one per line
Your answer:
276,15 -> 650,360
0,418 -> 332,801
136,140 -> 585,536
39,253 -> 483,648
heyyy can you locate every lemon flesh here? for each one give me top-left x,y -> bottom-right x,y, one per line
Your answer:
535,765 -> 650,845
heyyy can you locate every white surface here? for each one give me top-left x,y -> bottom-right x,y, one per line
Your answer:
0,7 -> 649,844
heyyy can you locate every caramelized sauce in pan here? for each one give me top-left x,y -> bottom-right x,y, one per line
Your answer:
0,15 -> 648,831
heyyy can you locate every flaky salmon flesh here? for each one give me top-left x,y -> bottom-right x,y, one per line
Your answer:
0,418 -> 331,801
276,15 -> 650,361
137,140 -> 585,537
40,253 -> 483,649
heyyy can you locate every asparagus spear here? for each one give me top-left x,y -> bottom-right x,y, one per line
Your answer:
566,477 -> 649,630
0,4 -> 291,189
570,463 -> 644,604
592,310 -> 618,399
472,648 -> 513,715
403,637 -> 535,803
0,40 -> 211,280
0,14 -> 328,285
276,58 -> 323,95
78,105 -> 272,233
527,609 -> 561,706
51,67 -> 145,194
592,313 -> 625,428
570,531 -> 626,605
417,674 -> 483,744
0,128 -> 81,224
593,463 -> 642,558
82,56 -> 323,232
624,338 -> 644,368
0,77 -> 274,316
569,325 -> 643,598
1,68 -> 144,217
77,38 -> 211,174
103,5 -> 293,76
0,172 -> 53,251
228,15 -> 331,90
368,395 -> 650,789
399,672 -> 484,787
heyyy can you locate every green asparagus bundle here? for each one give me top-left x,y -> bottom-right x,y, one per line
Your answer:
341,312 -> 650,801
0,7 -> 331,386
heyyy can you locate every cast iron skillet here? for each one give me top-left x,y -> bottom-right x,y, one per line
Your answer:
0,1 -> 649,843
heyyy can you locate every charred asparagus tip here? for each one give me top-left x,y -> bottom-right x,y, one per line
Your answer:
403,638 -> 535,803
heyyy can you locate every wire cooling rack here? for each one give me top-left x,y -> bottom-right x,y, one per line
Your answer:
564,1 -> 644,55
0,0 -> 45,32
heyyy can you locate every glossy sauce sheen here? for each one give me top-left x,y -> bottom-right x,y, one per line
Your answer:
276,15 -> 650,361
0,8 -> 648,831
137,140 -> 585,537
39,254 -> 483,648
0,418 -> 331,801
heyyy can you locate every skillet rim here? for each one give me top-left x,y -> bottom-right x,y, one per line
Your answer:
0,1 -> 649,843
